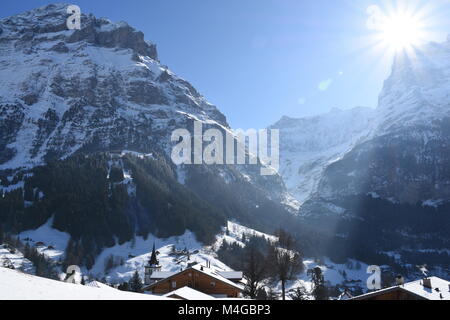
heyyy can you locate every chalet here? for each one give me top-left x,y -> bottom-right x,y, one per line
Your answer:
147,269 -> 244,285
351,276 -> 450,300
143,263 -> 244,298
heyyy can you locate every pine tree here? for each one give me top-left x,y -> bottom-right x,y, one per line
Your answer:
129,271 -> 143,293
118,282 -> 129,291
308,267 -> 329,300
288,285 -> 308,300
24,242 -> 31,258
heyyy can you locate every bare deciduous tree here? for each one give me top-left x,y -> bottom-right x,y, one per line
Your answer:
243,243 -> 267,299
269,229 -> 304,300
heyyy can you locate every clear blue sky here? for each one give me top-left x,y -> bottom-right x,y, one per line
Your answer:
2,0 -> 450,129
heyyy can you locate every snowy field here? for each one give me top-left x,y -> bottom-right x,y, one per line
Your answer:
19,218 -> 70,261
209,221 -> 279,251
0,267 -> 170,300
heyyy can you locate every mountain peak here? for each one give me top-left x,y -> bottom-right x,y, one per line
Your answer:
0,5 -> 231,170
377,38 -> 450,134
0,3 -> 158,60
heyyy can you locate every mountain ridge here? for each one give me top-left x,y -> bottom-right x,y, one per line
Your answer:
0,4 -> 297,270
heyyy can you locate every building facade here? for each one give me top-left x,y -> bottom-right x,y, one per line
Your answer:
144,264 -> 244,298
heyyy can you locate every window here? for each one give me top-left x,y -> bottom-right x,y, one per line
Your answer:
171,281 -> 177,289
210,281 -> 216,287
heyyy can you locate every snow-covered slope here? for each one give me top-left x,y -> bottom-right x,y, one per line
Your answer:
0,3 -> 288,204
19,217 -> 70,260
0,3 -> 224,170
209,221 -> 278,251
0,267 -> 170,300
0,245 -> 34,273
376,42 -> 450,135
90,231 -> 231,283
15,220 -> 258,283
270,107 -> 374,203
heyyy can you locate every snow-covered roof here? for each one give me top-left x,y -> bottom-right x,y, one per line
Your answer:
0,268 -> 171,300
191,264 -> 244,291
150,271 -> 177,279
163,286 -> 215,300
353,277 -> 450,300
145,263 -> 244,291
218,271 -> 243,280
402,277 -> 450,300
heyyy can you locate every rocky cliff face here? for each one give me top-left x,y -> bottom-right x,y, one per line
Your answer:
0,3 -> 223,170
0,4 -> 288,200
0,4 -> 294,260
275,40 -> 450,206
317,42 -> 450,205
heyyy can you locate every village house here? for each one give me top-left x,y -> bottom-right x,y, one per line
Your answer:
143,262 -> 244,299
147,269 -> 244,286
351,276 -> 450,300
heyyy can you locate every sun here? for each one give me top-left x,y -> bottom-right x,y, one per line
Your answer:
379,13 -> 424,50
367,4 -> 427,51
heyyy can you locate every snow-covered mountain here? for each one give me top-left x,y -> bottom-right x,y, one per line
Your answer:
2,3 -> 449,282
0,3 -> 298,267
318,42 -> 450,204
275,39 -> 450,206
271,107 -> 374,204
0,3 -> 221,169
376,42 -> 450,135
273,40 -> 450,272
0,3 -> 288,200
